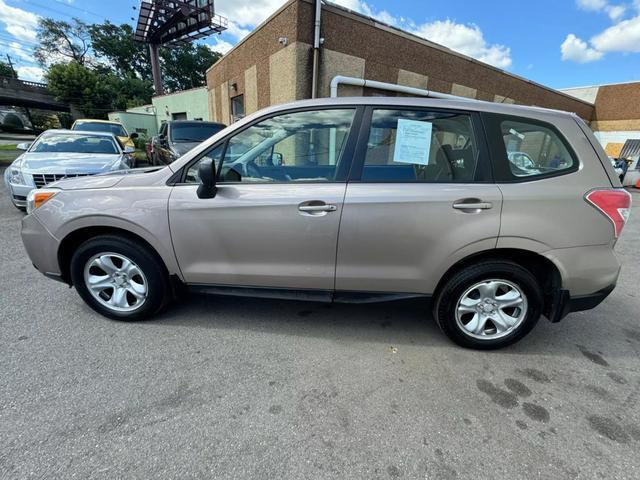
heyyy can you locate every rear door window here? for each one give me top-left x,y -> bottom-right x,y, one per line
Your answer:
358,109 -> 483,182
483,113 -> 578,181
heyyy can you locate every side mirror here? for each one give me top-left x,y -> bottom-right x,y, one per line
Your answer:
16,142 -> 31,151
130,132 -> 139,139
196,158 -> 217,199
123,146 -> 135,154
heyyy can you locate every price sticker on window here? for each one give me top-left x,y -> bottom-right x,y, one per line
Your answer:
393,119 -> 432,166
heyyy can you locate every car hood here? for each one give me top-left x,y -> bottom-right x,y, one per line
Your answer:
19,152 -> 123,174
171,142 -> 200,156
51,166 -> 166,190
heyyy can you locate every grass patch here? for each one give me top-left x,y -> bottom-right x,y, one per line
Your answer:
0,144 -> 18,151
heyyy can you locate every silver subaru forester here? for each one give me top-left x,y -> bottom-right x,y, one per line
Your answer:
20,97 -> 631,349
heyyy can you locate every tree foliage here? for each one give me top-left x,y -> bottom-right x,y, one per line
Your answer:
36,16 -> 226,116
34,18 -> 91,66
88,22 -> 151,79
160,44 -> 221,91
46,62 -> 154,118
0,61 -> 17,78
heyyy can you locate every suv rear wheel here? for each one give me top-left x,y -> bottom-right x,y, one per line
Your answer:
70,235 -> 170,320
434,261 -> 543,349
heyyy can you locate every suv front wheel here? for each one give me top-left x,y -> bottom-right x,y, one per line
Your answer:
70,235 -> 171,320
434,261 -> 543,349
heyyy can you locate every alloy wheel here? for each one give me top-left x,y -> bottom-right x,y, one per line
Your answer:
455,279 -> 528,340
83,252 -> 148,312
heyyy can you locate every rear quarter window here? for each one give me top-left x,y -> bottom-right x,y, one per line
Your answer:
483,113 -> 579,182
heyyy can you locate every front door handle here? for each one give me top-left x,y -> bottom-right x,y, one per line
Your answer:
452,199 -> 493,212
298,204 -> 337,212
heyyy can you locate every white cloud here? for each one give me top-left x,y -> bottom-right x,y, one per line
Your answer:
210,0 -> 512,69
0,0 -> 39,43
561,33 -> 604,62
331,1 -> 513,68
16,66 -> 44,82
577,0 -> 608,11
606,4 -> 626,20
209,39 -> 234,54
591,15 -> 640,52
9,41 -> 34,62
215,0 -> 285,30
411,20 -> 512,69
331,0 -> 398,26
563,0 -> 640,60
576,0 -> 626,20
225,20 -> 252,41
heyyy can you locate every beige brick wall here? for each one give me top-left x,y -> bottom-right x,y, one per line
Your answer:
451,83 -> 477,99
269,42 -> 310,105
397,69 -> 429,90
208,88 -> 217,122
244,65 -> 258,115
317,48 -> 366,97
220,81 -> 230,125
591,119 -> 640,132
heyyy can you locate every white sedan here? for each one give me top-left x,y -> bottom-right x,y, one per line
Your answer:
4,129 -> 135,210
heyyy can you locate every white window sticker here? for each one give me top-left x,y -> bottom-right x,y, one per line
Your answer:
393,119 -> 432,166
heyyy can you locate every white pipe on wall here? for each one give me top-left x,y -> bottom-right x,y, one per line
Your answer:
329,75 -> 470,100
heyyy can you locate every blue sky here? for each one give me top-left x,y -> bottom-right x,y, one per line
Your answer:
1,0 -> 638,90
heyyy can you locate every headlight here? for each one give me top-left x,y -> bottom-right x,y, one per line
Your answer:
26,188 -> 60,214
7,167 -> 25,185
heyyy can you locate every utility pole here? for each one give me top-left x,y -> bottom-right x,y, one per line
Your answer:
6,54 -> 17,78
148,43 -> 164,95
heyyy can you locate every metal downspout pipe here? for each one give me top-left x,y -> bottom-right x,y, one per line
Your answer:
311,0 -> 322,99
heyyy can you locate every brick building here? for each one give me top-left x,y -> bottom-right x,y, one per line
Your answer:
205,0 -> 639,151
560,81 -> 640,153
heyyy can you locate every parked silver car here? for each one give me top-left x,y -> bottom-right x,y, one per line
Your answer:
4,129 -> 134,209
20,97 -> 631,349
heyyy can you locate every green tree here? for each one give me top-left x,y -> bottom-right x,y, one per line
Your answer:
0,61 -> 17,78
106,74 -> 154,111
34,18 -> 91,66
46,62 -> 112,118
160,44 -> 221,92
89,22 -> 151,79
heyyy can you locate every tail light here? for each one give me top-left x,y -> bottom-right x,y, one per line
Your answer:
585,188 -> 632,238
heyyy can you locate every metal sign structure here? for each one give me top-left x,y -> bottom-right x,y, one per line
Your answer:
134,0 -> 228,94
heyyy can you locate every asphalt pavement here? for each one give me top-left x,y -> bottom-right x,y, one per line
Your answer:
1,169 -> 639,479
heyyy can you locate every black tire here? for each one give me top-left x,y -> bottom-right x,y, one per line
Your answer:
70,234 -> 171,321
433,260 -> 543,350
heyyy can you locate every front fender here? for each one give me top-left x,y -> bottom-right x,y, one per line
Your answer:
33,186 -> 183,280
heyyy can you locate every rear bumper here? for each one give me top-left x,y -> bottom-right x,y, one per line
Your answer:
550,284 -> 616,322
569,284 -> 616,312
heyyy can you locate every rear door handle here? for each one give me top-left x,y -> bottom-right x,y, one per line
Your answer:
298,204 -> 337,212
452,202 -> 493,210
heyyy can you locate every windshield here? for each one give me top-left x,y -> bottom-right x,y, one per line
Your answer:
74,121 -> 128,137
31,133 -> 119,154
171,123 -> 224,142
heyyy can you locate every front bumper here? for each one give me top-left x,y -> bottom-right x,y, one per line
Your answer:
7,182 -> 34,208
21,213 -> 62,280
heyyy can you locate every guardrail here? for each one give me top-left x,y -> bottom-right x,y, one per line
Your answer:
0,76 -> 48,90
